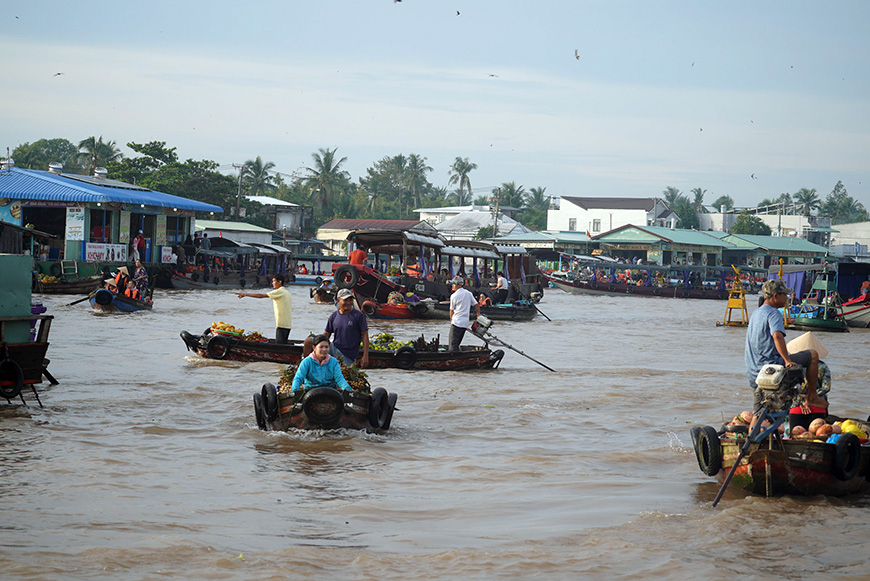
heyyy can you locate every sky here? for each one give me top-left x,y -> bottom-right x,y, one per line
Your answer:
3,1 -> 870,211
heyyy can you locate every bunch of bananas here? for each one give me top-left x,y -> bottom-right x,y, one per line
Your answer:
369,332 -> 412,351
39,275 -> 59,283
243,331 -> 268,342
212,321 -> 244,334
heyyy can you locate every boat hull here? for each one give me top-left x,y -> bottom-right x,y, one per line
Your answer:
406,300 -> 538,321
36,276 -> 103,295
841,298 -> 870,328
180,330 -> 504,370
546,275 -> 728,300
90,289 -> 153,313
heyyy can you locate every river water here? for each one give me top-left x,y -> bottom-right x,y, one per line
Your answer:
2,285 -> 869,579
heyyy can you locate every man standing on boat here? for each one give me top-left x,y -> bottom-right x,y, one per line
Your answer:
323,288 -> 369,368
449,276 -> 481,352
745,279 -> 827,423
236,274 -> 292,344
347,244 -> 367,266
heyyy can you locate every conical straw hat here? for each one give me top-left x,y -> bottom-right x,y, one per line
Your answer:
787,331 -> 829,359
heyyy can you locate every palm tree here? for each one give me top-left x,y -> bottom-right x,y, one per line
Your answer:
711,195 -> 734,211
527,186 -> 550,210
305,147 -> 350,210
691,187 -> 707,212
662,186 -> 683,207
495,182 -> 526,210
77,135 -> 122,175
793,188 -> 820,216
403,153 -> 433,212
448,157 -> 477,207
243,156 -> 276,197
449,188 -> 469,205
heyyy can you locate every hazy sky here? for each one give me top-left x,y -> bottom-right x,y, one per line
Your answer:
3,1 -> 869,209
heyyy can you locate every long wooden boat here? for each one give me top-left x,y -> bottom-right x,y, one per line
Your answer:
840,295 -> 870,328
405,299 -> 538,321
35,275 -> 103,295
544,272 -> 729,300
180,329 -> 504,370
253,382 -> 397,433
167,271 -> 266,290
89,288 -> 153,313
360,300 -> 417,319
691,423 -> 870,497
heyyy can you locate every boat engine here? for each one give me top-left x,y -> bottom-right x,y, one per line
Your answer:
754,364 -> 806,412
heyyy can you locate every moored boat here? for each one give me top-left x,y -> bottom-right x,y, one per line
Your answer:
544,271 -> 730,300
180,328 -> 504,370
785,267 -> 849,333
360,300 -> 417,319
35,275 -> 103,295
406,299 -> 538,321
840,295 -> 870,328
89,288 -> 153,313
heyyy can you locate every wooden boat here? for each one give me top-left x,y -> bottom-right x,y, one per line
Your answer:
406,299 -> 538,321
310,286 -> 336,304
89,288 -> 153,313
840,295 -> 870,328
691,423 -> 870,497
35,275 -> 103,295
180,329 -> 505,370
253,382 -> 397,433
544,271 -> 729,300
167,271 -> 266,290
0,313 -> 56,405
786,268 -> 849,333
360,300 -> 417,319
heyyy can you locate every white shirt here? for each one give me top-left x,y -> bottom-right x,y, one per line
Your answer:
496,275 -> 509,290
449,287 -> 476,328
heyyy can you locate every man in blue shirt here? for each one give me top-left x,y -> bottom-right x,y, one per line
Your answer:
745,279 -> 826,420
324,288 -> 370,368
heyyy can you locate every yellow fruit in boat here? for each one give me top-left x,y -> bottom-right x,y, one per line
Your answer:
842,425 -> 867,439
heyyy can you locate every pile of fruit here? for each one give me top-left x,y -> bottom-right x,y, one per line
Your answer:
276,362 -> 370,395
243,331 -> 268,342
791,418 -> 868,440
369,332 -> 413,351
212,321 -> 244,335
39,274 -> 59,283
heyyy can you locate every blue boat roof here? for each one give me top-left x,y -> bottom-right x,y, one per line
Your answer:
0,168 -> 223,213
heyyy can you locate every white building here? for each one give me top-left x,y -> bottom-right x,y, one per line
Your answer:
414,204 -> 519,226
547,197 -> 677,234
246,195 -> 308,238
698,211 -> 835,247
434,209 -> 531,241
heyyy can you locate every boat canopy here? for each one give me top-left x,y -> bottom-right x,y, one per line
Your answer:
442,241 -> 501,260
197,238 -> 258,257
493,244 -> 527,255
249,242 -> 292,254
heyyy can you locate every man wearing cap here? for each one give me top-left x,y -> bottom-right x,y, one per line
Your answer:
237,274 -> 292,344
323,289 -> 369,367
449,277 -> 481,352
745,278 -> 826,422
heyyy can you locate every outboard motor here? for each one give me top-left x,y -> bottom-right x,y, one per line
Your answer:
754,363 -> 807,412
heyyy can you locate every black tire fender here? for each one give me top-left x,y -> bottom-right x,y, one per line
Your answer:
49,262 -> 62,276
608,285 -> 616,292
833,433 -> 861,481
213,276 -> 220,285
261,382 -> 279,421
381,392 -> 399,430
206,335 -> 231,360
94,289 -> 114,305
653,287 -> 662,296
694,426 -> 722,476
253,392 -> 267,430
0,359 -> 24,399
589,282 -> 599,289
288,273 -> 296,283
393,346 -> 417,370
315,276 -> 323,284
362,300 -> 377,317
368,387 -> 390,428
239,278 -> 246,288
302,386 -> 345,425
334,265 -> 359,289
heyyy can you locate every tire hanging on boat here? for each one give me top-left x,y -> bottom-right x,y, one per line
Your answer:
0,358 -> 24,399
315,276 -> 323,284
261,383 -> 279,421
693,426 -> 722,476
49,262 -> 62,276
334,265 -> 359,289
301,387 -> 345,425
94,289 -> 114,306
253,392 -> 267,430
832,433 -> 861,481
393,346 -> 417,370
368,387 -> 390,428
380,392 -> 399,430
362,301 -> 377,317
206,335 -> 231,360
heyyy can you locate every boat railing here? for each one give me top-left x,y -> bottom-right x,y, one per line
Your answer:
0,314 -> 53,343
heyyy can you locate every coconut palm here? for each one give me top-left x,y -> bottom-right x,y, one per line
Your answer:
527,186 -> 550,210
448,157 -> 477,207
403,153 -> 433,211
793,188 -> 820,216
243,155 -> 276,197
691,187 -> 707,212
305,147 -> 350,210
662,186 -> 683,207
76,136 -> 122,175
495,182 -> 526,210
711,195 -> 734,211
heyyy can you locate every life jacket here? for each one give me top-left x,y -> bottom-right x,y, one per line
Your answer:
479,296 -> 492,306
115,272 -> 129,289
124,287 -> 140,300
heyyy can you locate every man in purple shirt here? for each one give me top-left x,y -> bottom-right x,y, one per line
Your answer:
323,288 -> 370,368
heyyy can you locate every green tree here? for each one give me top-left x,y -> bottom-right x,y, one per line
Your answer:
475,225 -> 494,240
820,180 -> 868,223
731,210 -> 772,235
526,186 -> 550,211
494,182 -> 526,211
76,135 -> 122,175
403,153 -> 433,211
305,147 -> 351,210
11,138 -> 78,171
670,196 -> 699,229
243,155 -> 277,197
662,186 -> 683,207
448,157 -> 477,206
793,187 -> 820,216
691,187 -> 707,212
711,195 -> 734,211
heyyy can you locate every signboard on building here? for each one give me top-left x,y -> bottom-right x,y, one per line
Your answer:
65,207 -> 85,240
119,211 -> 130,243
85,243 -> 127,262
161,246 -> 174,264
156,215 -> 167,245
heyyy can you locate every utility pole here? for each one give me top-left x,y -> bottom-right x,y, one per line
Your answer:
491,188 -> 501,238
233,163 -> 245,220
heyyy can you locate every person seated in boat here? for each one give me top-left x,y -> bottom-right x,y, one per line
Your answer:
855,279 -> 870,300
490,271 -> 509,304
291,334 -> 352,392
387,289 -> 407,305
745,279 -> 828,430
124,280 -> 141,300
104,278 -> 118,292
478,293 -> 493,307
298,265 -> 308,275
113,266 -> 130,291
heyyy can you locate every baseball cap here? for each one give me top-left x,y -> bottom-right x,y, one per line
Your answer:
450,276 -> 465,285
336,289 -> 354,300
762,278 -> 793,299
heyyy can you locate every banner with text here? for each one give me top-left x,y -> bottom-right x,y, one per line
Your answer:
85,243 -> 128,262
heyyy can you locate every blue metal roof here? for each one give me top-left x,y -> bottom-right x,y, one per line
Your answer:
0,168 -> 223,213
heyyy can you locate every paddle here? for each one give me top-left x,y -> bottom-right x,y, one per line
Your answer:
470,320 -> 556,372
67,293 -> 93,306
514,286 -> 551,322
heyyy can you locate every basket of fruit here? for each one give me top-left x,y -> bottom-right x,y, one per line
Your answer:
211,321 -> 244,336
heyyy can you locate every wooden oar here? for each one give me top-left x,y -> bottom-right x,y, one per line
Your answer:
67,293 -> 94,306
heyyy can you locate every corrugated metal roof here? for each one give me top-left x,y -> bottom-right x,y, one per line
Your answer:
0,168 -> 223,213
561,196 -> 657,211
319,218 -> 424,231
195,219 -> 273,233
723,233 -> 827,253
597,225 -> 733,247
